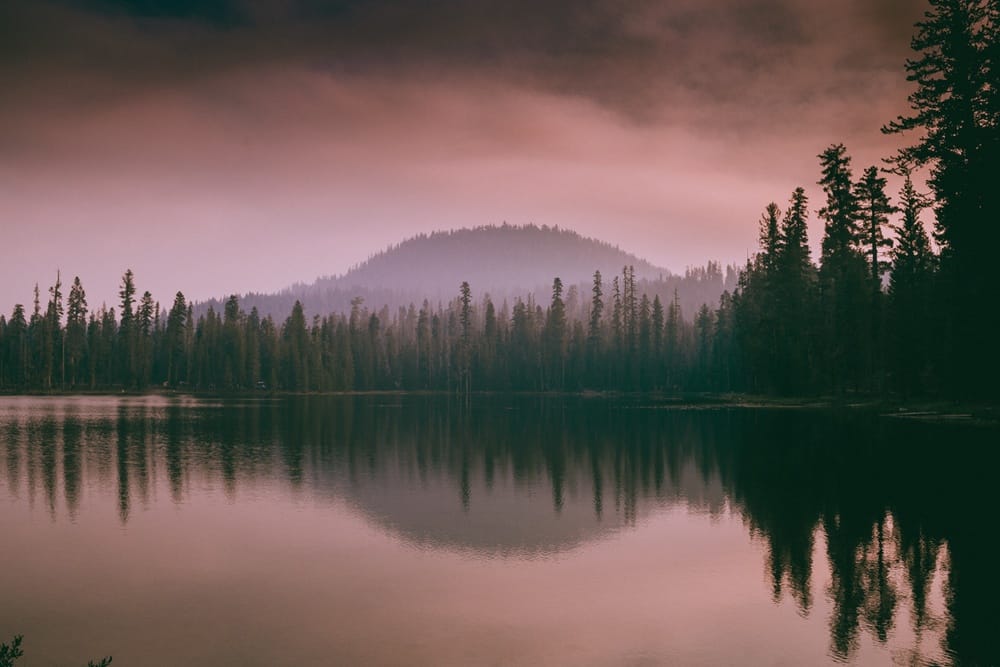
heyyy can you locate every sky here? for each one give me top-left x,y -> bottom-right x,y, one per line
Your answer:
0,0 -> 929,313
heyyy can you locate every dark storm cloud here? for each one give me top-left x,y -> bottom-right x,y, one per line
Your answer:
2,0 -> 927,124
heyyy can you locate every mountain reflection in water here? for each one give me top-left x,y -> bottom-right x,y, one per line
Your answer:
0,395 -> 997,666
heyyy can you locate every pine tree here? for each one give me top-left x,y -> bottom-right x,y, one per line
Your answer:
184,302 -> 195,385
781,188 -> 813,279
855,166 -> 896,289
854,165 -> 897,390
818,144 -> 860,266
165,292 -> 187,386
883,0 -> 999,394
652,295 -> 664,364
638,293 -> 652,390
66,277 -> 88,387
281,301 -> 309,390
545,277 -> 567,389
510,299 -> 532,389
589,271 -> 603,347
611,276 -> 623,352
6,305 -> 28,387
119,269 -> 137,387
777,187 -> 816,393
817,146 -> 869,392
99,306 -> 117,387
223,295 -> 245,389
260,314 -> 281,391
483,295 -> 498,385
624,266 -> 638,353
458,281 -> 473,395
27,284 -> 42,386
586,270 -> 604,387
44,272 -> 64,388
759,202 -> 782,277
138,291 -> 154,388
694,304 -> 714,389
665,289 -> 682,390
888,171 -> 937,394
713,290 -> 736,391
459,282 -> 472,342
417,301 -> 431,388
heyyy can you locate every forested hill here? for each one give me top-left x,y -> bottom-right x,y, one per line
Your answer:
330,224 -> 665,291
201,224 -> 737,319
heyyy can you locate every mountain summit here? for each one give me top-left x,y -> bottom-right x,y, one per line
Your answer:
205,224 -> 732,319
322,224 -> 668,293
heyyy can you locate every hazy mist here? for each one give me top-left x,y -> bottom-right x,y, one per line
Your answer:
1,0 -> 926,311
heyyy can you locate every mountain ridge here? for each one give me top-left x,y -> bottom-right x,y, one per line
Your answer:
200,224 -> 735,320
305,223 -> 669,291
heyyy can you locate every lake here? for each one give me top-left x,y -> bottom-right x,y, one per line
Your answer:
1,395 -> 997,666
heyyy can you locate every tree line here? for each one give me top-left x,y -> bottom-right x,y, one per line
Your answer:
0,264 -> 707,393
0,0 -> 995,397
0,229 -> 954,396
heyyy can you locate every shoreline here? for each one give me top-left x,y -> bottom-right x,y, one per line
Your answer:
1,388 -> 996,424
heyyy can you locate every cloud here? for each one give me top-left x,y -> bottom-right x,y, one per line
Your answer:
0,0 -> 932,311
2,0 -> 926,123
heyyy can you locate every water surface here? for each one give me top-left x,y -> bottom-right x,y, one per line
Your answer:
1,396 -> 997,665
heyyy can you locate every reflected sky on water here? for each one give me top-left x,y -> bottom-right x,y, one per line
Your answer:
1,395 -> 997,666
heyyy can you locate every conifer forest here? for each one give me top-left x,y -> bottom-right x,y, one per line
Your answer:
1,0 -> 997,399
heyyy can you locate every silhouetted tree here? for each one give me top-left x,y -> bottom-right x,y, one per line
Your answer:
118,270 -> 137,387
65,277 -> 87,387
544,277 -> 567,389
0,635 -> 24,667
855,166 -> 896,290
165,292 -> 187,386
855,165 -> 896,389
776,187 -> 817,393
458,281 -> 473,395
281,301 -> 309,390
884,0 -> 999,395
137,291 -> 154,388
888,171 -> 937,394
817,146 -> 869,392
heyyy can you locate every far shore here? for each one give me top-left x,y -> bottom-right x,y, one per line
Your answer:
1,388 -> 996,425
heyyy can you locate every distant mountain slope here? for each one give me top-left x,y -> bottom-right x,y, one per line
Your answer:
323,224 -> 667,292
201,224 -> 736,320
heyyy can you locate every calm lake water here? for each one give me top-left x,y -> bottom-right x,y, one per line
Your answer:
1,395 -> 997,666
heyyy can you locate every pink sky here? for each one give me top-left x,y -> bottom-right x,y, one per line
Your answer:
0,0 -> 928,312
